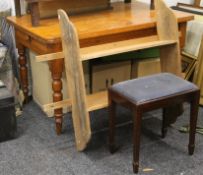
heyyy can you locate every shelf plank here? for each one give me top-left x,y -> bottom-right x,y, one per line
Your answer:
86,91 -> 108,112
81,38 -> 177,61
36,36 -> 177,62
43,98 -> 71,112
43,91 -> 108,112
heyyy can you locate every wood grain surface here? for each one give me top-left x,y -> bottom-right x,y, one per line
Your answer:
8,1 -> 193,45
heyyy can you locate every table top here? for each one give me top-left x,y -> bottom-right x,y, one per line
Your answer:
7,1 -> 194,45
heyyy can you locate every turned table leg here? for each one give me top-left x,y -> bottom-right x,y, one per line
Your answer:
49,59 -> 64,135
18,44 -> 29,103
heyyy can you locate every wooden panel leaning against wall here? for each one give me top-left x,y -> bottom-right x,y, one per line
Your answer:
193,36 -> 203,105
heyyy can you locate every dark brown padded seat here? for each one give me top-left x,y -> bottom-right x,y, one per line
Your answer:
108,73 -> 200,173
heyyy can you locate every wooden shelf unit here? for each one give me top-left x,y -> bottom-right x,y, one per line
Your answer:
36,0 -> 182,151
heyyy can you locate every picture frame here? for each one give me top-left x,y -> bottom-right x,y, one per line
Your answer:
181,51 -> 197,80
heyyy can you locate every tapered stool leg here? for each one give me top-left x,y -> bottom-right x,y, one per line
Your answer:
133,108 -> 142,174
188,91 -> 200,155
109,93 -> 117,153
162,108 -> 168,138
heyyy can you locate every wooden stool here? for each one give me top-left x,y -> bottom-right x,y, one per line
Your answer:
108,73 -> 200,173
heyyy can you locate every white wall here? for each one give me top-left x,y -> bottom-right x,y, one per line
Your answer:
0,0 -> 15,15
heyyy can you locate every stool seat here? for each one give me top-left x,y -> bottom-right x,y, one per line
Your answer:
110,73 -> 198,104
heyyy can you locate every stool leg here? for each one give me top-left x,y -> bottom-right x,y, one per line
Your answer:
188,92 -> 200,155
162,108 -> 168,138
133,108 -> 142,174
109,94 -> 117,153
